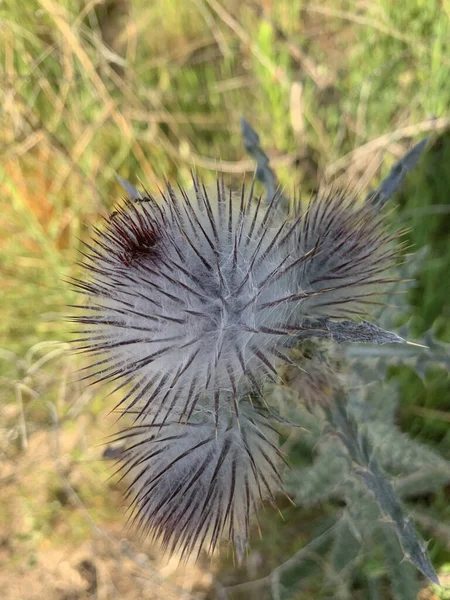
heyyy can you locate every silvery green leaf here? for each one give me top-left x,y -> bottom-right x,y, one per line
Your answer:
394,466 -> 450,499
368,138 -> 428,209
378,526 -> 422,600
328,398 -> 439,585
299,318 -> 405,345
241,116 -> 261,150
241,116 -> 280,204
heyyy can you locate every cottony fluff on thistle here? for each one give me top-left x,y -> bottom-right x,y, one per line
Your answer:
71,169 -> 405,560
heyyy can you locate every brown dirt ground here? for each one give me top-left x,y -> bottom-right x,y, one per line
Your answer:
0,411 -> 213,600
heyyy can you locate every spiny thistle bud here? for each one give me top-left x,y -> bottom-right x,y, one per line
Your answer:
114,402 -> 283,562
71,139 -> 422,558
73,179 -> 396,422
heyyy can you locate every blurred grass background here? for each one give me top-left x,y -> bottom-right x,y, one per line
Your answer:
0,0 -> 449,598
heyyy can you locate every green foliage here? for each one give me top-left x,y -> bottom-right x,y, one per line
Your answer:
379,526 -> 421,600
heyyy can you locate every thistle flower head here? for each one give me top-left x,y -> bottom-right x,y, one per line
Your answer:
296,187 -> 397,318
74,178 -> 395,422
115,402 -> 283,562
72,174 -> 399,559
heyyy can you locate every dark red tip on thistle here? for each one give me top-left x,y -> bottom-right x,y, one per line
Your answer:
106,200 -> 162,267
